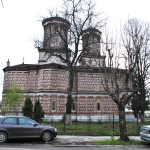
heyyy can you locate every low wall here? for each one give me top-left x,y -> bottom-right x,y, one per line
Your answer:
43,114 -> 137,122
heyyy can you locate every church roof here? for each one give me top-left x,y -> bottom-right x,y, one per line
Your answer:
3,63 -> 68,72
3,62 -> 127,74
42,17 -> 70,27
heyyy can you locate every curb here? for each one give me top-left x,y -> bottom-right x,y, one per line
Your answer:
53,144 -> 150,148
49,136 -> 149,147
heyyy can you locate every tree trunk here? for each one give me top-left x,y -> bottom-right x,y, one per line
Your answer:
139,80 -> 146,123
65,114 -> 72,124
65,67 -> 74,124
140,111 -> 145,123
118,106 -> 129,141
139,95 -> 145,123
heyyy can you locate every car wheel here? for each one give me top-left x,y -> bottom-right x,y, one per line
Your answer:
42,131 -> 52,142
0,131 -> 7,143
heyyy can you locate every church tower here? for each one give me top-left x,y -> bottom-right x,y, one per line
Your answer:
80,28 -> 105,67
38,17 -> 70,65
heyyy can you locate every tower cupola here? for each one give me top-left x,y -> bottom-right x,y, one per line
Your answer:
42,17 -> 70,50
80,28 -> 105,67
38,17 -> 70,65
82,28 -> 102,56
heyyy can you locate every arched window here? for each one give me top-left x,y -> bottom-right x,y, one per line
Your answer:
97,102 -> 100,111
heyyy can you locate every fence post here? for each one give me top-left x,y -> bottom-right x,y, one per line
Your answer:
136,114 -> 139,134
63,113 -> 66,135
112,113 -> 114,137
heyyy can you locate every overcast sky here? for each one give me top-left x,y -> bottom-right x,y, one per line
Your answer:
0,0 -> 150,100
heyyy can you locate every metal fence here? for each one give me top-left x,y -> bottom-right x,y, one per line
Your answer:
43,113 -> 150,136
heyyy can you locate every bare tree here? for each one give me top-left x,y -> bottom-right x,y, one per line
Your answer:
100,29 -> 138,141
1,0 -> 3,7
101,18 -> 150,140
122,19 -> 150,122
34,0 -> 105,124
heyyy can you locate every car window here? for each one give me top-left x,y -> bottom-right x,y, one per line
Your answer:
0,117 -> 4,124
19,118 -> 35,125
2,117 -> 17,125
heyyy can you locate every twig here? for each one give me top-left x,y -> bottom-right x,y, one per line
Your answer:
1,0 -> 3,7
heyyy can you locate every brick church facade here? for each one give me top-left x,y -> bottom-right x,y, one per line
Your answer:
2,17 -> 119,121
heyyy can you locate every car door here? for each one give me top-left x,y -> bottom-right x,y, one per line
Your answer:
1,117 -> 20,138
18,117 -> 42,138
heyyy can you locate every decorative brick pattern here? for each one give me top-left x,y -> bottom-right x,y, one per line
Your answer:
2,65 -> 120,116
2,17 -> 127,118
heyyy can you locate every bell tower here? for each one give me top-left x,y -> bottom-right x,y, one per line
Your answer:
38,17 -> 70,64
80,28 -> 105,67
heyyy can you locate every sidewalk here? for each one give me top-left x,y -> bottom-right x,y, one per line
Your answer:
51,135 -> 141,145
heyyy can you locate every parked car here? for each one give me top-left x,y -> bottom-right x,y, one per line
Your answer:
0,116 -> 57,143
140,125 -> 150,142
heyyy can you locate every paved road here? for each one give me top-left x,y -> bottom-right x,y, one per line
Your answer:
0,136 -> 149,150
0,144 -> 149,150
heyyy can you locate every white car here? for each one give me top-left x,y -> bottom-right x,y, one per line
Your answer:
140,125 -> 150,142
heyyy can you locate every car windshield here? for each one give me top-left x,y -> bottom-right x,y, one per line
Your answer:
30,119 -> 39,125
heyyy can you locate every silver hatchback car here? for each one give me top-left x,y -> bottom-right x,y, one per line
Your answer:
140,125 -> 150,142
0,116 -> 57,143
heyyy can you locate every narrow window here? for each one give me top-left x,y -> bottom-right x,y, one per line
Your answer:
51,101 -> 56,111
97,102 -> 100,111
72,102 -> 76,111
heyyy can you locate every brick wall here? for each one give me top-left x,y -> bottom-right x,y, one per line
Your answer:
2,65 -> 119,116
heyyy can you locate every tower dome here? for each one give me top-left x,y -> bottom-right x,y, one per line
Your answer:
42,17 -> 70,50
79,28 -> 105,67
82,28 -> 101,55
38,17 -> 70,65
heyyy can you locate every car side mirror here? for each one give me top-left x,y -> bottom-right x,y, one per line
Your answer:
33,123 -> 38,127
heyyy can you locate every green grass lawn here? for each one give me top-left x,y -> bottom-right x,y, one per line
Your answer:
93,139 -> 149,145
43,120 -> 150,136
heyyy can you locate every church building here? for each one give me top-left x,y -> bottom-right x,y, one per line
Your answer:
2,17 -> 119,121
